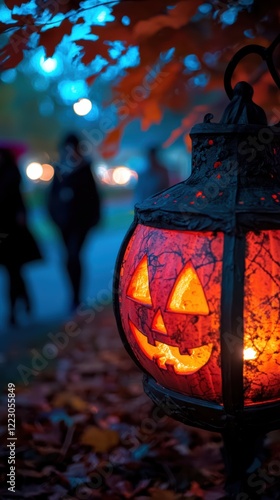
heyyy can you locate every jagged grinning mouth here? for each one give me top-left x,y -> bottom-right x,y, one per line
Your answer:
129,319 -> 213,375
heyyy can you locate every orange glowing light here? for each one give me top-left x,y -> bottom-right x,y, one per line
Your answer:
152,309 -> 167,334
243,347 -> 257,360
127,255 -> 152,305
243,230 -> 280,404
40,163 -> 54,182
167,261 -> 209,315
129,319 -> 213,375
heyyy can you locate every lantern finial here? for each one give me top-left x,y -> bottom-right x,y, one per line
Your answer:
220,81 -> 267,125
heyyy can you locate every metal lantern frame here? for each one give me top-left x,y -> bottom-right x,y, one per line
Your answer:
114,116 -> 280,432
113,36 -> 280,495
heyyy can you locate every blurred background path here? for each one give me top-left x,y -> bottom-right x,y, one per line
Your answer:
0,191 -> 134,378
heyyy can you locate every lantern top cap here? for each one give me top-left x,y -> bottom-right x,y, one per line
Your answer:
191,33 -> 280,130
202,34 -> 280,127
219,81 -> 268,126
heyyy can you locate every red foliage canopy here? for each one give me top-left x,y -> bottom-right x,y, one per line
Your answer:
1,0 -> 279,155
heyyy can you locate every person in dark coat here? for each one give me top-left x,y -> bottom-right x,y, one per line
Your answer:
48,133 -> 101,310
0,147 -> 42,325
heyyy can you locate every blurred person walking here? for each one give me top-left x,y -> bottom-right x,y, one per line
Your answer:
134,145 -> 170,204
48,133 -> 101,311
0,147 -> 42,325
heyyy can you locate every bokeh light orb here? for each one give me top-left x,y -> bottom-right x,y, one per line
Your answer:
39,56 -> 58,73
40,163 -> 55,182
113,166 -> 134,185
73,98 -> 92,116
26,162 -> 43,180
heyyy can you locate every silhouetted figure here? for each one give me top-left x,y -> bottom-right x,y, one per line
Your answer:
134,146 -> 170,204
0,147 -> 42,325
48,133 -> 101,310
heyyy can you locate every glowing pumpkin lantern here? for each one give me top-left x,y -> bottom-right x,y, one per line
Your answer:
113,39 -> 280,496
114,78 -> 280,437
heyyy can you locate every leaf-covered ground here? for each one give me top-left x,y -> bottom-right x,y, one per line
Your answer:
0,305 -> 279,499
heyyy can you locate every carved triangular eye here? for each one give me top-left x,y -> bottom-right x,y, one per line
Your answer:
167,261 -> 209,315
127,255 -> 152,305
152,309 -> 167,334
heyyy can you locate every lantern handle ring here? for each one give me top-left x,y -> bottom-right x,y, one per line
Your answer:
224,33 -> 280,100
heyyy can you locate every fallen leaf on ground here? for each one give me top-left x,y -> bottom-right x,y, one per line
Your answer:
81,425 -> 120,452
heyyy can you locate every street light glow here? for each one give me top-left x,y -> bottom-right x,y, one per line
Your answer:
73,98 -> 92,116
113,166 -> 133,185
26,162 -> 43,180
40,163 -> 55,182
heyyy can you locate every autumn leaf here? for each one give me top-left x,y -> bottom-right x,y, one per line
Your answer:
39,19 -> 73,57
34,445 -> 63,456
114,64 -> 151,97
169,0 -> 201,23
36,0 -> 82,14
17,466 -> 56,478
0,28 -> 30,70
141,99 -> 162,131
33,428 -> 62,446
112,0 -> 177,27
0,22 -> 17,34
86,73 -> 97,86
133,0 -> 201,41
0,14 -> 41,70
79,39 -> 111,65
188,481 -> 205,498
4,0 -> 27,7
101,126 -> 125,158
52,391 -> 88,411
149,488 -> 180,500
184,132 -> 192,152
91,23 -> 135,45
164,107 -> 208,148
146,61 -> 184,107
10,13 -> 36,24
80,426 -> 120,452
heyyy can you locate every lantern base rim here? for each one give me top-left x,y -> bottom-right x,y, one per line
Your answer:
143,375 -> 280,434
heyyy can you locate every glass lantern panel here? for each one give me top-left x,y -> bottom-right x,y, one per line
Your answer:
244,230 -> 280,405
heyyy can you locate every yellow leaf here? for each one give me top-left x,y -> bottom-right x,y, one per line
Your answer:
81,426 -> 120,453
52,392 -> 88,412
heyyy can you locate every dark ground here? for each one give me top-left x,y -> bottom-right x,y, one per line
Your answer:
0,304 -> 279,500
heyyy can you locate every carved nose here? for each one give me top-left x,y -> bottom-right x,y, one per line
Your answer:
152,309 -> 167,334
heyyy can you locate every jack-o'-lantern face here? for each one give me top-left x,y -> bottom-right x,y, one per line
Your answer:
127,255 -> 213,375
118,225 -> 224,403
117,224 -> 280,406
